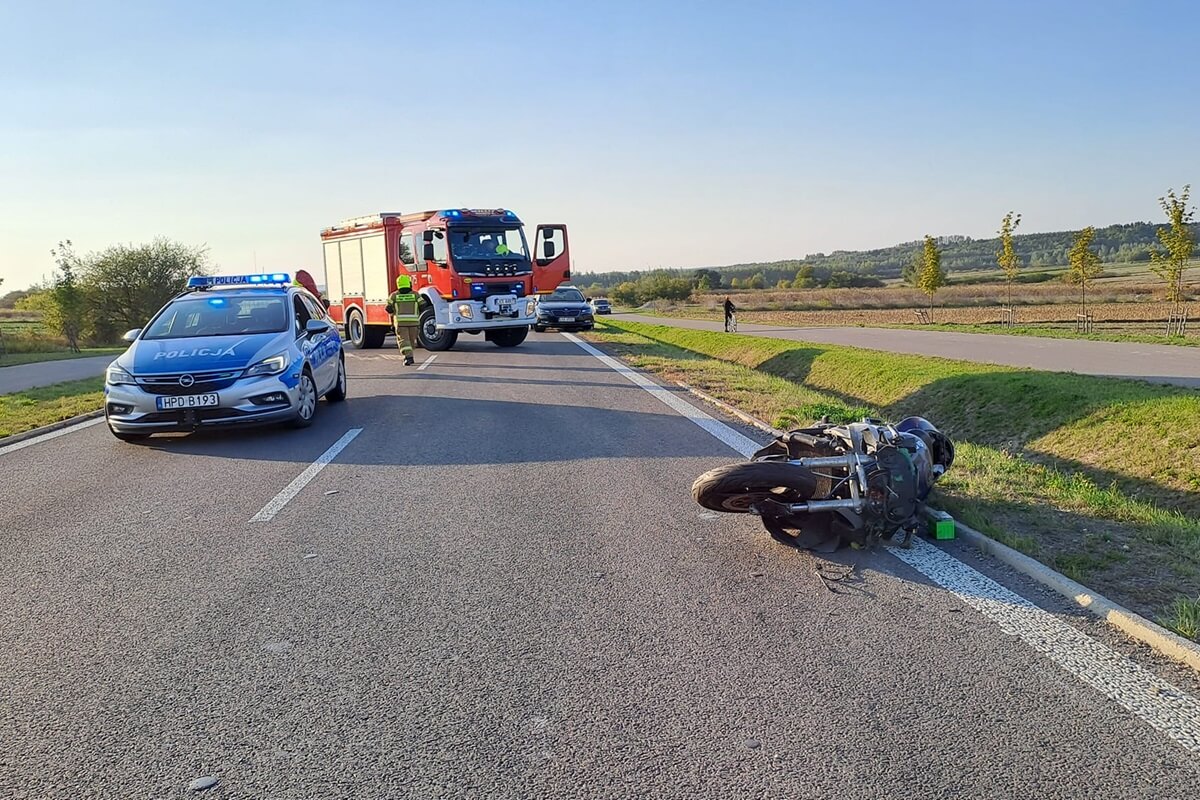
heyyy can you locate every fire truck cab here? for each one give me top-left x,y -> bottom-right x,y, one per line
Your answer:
320,209 -> 570,351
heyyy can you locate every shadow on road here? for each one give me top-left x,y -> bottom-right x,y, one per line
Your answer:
137,392 -> 757,466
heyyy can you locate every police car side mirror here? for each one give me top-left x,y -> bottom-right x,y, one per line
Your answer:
322,298 -> 331,309
122,328 -> 141,342
305,319 -> 331,336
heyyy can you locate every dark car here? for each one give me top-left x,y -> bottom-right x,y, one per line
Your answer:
533,286 -> 595,332
592,298 -> 612,314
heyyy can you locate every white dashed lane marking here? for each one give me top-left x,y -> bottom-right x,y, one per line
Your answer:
250,427 -> 362,523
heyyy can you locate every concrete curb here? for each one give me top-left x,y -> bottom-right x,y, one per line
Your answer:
675,381 -> 1200,674
0,409 -> 104,447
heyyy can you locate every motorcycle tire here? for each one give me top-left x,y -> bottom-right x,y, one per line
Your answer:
691,462 -> 818,514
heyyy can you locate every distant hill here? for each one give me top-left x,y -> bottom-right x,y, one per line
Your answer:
576,221 -> 1197,290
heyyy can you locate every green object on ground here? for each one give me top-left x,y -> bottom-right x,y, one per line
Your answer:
929,510 -> 956,540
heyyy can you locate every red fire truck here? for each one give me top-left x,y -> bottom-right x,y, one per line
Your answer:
320,209 -> 570,351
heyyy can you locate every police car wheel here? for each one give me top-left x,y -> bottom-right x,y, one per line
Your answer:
326,356 -> 347,402
290,369 -> 318,428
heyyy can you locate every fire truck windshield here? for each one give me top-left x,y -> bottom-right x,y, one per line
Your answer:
448,227 -> 529,260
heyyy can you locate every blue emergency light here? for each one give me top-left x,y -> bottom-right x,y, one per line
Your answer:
443,209 -> 463,219
187,273 -> 291,289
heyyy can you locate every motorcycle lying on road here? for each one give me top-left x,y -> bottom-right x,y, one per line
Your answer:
692,416 -> 955,552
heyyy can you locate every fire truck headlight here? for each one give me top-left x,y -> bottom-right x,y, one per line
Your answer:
456,304 -> 474,319
525,300 -> 536,316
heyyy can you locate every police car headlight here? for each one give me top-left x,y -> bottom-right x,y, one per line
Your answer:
456,304 -> 474,319
106,364 -> 137,385
245,353 -> 290,377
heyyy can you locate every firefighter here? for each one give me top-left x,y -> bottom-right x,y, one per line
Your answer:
386,274 -> 420,366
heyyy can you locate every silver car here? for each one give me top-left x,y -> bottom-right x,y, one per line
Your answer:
103,275 -> 347,441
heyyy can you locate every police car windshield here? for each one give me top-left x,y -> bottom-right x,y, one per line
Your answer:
142,296 -> 289,339
448,228 -> 528,260
546,288 -> 585,303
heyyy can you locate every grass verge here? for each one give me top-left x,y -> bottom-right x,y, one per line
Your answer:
585,319 -> 1200,640
642,308 -> 1199,347
0,378 -> 104,438
0,348 -> 124,368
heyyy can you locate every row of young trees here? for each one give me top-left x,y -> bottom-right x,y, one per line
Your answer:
17,239 -> 211,351
903,185 -> 1194,322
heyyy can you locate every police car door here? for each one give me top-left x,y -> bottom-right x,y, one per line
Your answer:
294,294 -> 336,392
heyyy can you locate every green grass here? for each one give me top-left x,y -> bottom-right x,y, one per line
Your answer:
1158,596 -> 1200,641
638,308 -> 1200,347
899,323 -> 1199,347
0,378 -> 105,437
0,347 -> 124,368
587,319 -> 1200,637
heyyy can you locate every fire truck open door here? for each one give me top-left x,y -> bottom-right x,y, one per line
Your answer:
532,225 -> 570,294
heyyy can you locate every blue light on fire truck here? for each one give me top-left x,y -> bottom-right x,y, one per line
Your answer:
443,209 -> 463,218
187,273 -> 291,289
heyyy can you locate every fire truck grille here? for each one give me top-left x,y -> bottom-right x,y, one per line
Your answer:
457,261 -> 532,278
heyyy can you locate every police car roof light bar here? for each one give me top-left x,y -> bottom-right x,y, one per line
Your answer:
187,273 -> 292,290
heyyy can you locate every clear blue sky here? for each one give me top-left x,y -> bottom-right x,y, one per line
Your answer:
1,0 -> 1196,289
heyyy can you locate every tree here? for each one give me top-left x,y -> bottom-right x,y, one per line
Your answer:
902,246 -> 922,287
46,241 -> 87,352
917,235 -> 945,318
1149,185 -> 1194,310
693,268 -> 722,291
997,211 -> 1022,305
792,265 -> 816,289
80,238 -> 211,341
1065,226 -> 1102,316
747,272 -> 766,290
610,281 -> 641,307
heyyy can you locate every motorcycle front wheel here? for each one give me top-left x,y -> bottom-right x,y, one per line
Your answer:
691,462 -> 818,513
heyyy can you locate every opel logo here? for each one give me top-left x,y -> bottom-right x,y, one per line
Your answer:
179,374 -> 195,388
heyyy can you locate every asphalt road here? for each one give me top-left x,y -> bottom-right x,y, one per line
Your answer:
2,335 -> 1199,798
0,355 -> 114,394
619,313 -> 1200,388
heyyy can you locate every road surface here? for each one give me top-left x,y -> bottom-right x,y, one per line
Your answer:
2,335 -> 1198,798
619,313 -> 1200,388
0,354 -> 114,394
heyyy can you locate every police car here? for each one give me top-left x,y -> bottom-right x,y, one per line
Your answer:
104,273 -> 347,441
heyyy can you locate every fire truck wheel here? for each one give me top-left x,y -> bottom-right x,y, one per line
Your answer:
362,326 -> 387,348
489,327 -> 528,348
419,308 -> 458,351
346,310 -> 367,349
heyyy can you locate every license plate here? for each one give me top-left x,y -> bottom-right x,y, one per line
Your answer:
499,303 -> 513,314
156,393 -> 219,410
559,316 -> 575,323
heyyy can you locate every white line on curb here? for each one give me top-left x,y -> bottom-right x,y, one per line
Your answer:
563,331 -> 1200,753
250,427 -> 362,523
0,417 -> 105,457
417,354 -> 438,371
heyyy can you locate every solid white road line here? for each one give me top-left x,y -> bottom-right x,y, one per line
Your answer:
250,427 -> 362,523
562,334 -> 762,456
0,417 -> 106,457
418,355 -> 438,371
563,331 -> 1200,753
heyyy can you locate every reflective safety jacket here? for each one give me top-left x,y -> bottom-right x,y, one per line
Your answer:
386,290 -> 420,325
